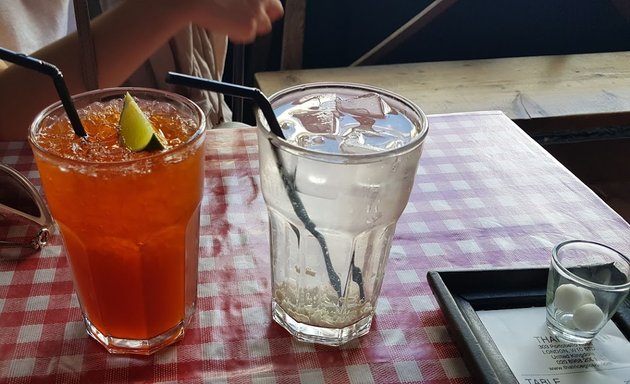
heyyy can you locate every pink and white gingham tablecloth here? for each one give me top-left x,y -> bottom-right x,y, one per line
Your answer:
1,111 -> 628,383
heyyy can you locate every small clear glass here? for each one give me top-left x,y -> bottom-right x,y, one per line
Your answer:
546,240 -> 630,344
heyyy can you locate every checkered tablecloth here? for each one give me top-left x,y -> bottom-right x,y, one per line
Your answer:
1,111 -> 628,383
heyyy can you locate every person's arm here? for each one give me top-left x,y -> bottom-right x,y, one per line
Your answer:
0,0 -> 283,141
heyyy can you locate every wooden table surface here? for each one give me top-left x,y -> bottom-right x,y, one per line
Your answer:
255,51 -> 630,135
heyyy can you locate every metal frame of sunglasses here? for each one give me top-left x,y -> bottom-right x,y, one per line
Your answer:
0,162 -> 53,259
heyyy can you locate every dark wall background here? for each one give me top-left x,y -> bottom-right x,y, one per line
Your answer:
301,0 -> 630,68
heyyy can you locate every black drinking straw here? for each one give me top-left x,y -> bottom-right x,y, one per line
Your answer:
165,72 -> 349,299
0,47 -> 87,138
166,72 -> 285,140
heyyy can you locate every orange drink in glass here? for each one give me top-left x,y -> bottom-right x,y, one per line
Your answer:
29,88 -> 206,354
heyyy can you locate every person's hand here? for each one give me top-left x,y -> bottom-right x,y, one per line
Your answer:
191,0 -> 284,43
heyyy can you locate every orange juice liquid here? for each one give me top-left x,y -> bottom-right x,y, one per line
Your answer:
30,93 -> 205,347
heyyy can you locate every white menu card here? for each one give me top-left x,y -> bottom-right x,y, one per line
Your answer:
477,307 -> 630,383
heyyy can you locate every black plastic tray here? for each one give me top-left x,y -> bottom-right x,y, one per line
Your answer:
427,267 -> 630,384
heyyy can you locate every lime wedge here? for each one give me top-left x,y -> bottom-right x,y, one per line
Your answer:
119,92 -> 167,151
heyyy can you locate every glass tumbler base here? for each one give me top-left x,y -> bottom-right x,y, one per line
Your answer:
272,301 -> 373,346
545,315 -> 596,344
83,316 -> 187,355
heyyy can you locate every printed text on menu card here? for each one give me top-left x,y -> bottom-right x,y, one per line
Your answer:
477,307 -> 630,384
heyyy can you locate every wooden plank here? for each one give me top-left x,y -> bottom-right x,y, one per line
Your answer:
280,0 -> 307,70
256,51 -> 630,131
352,0 -> 458,67
611,0 -> 630,21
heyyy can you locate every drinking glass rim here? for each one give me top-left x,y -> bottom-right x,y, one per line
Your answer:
28,87 -> 206,166
552,239 -> 630,291
257,82 -> 429,162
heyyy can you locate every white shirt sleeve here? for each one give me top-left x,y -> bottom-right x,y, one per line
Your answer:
0,0 -> 73,54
